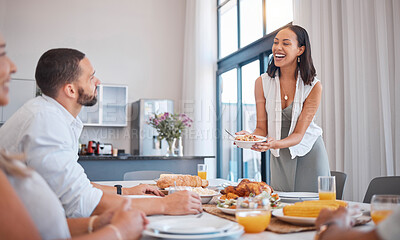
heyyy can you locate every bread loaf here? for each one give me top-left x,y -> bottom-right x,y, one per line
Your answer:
157,174 -> 209,189
283,200 -> 348,218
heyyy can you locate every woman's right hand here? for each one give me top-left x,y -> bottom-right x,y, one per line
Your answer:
110,199 -> 148,240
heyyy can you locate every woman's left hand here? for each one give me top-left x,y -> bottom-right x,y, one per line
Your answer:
251,137 -> 277,152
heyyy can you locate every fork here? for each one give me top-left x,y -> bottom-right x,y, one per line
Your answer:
225,129 -> 236,139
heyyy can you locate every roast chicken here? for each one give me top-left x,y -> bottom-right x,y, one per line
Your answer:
220,179 -> 273,198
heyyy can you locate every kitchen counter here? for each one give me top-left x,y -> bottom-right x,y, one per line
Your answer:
78,155 -> 215,181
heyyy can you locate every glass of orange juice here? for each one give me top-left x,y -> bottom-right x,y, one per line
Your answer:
371,195 -> 400,224
318,176 -> 336,200
197,164 -> 207,180
235,197 -> 271,233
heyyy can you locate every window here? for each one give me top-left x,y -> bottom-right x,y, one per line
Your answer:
216,0 -> 293,182
240,0 -> 263,48
218,0 -> 238,58
266,0 -> 293,34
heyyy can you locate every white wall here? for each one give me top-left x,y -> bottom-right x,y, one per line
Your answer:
0,0 -> 187,153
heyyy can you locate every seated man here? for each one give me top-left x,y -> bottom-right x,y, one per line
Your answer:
0,48 -> 202,218
315,206 -> 400,240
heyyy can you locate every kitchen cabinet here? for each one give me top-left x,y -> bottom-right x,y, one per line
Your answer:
79,84 -> 128,127
78,155 -> 215,181
0,79 -> 36,123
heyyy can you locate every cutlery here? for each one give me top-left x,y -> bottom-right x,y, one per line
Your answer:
225,129 -> 236,139
196,213 -> 203,218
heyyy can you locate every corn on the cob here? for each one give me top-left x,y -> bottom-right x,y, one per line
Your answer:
283,200 -> 348,218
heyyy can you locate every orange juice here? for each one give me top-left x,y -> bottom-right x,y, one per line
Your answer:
371,210 -> 393,224
236,210 -> 271,233
319,192 -> 336,200
198,171 -> 207,180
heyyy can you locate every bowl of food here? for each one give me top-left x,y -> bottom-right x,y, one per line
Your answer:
232,135 -> 267,149
191,187 -> 220,204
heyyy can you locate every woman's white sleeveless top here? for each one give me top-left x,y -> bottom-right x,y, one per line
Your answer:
261,72 -> 323,159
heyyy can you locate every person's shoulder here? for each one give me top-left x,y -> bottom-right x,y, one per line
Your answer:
260,72 -> 274,81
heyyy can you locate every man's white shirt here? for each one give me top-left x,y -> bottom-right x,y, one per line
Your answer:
0,95 -> 102,218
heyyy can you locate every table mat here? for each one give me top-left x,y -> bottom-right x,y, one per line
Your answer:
202,204 -> 371,234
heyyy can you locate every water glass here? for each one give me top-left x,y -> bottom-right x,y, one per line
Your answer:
235,197 -> 271,233
318,176 -> 336,200
197,164 -> 207,180
371,195 -> 400,224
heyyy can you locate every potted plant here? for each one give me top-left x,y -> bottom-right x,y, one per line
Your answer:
148,112 -> 193,156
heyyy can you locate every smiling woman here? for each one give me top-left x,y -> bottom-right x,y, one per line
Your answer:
0,36 -> 17,106
236,25 -> 330,193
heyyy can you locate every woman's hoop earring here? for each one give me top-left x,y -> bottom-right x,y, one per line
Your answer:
298,57 -> 300,63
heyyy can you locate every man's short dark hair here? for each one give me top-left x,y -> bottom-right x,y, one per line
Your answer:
35,48 -> 85,98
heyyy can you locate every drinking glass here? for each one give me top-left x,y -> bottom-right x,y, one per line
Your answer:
197,164 -> 207,180
235,197 -> 271,233
371,195 -> 400,224
318,176 -> 336,200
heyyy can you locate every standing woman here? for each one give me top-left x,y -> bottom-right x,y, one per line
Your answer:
237,25 -> 330,192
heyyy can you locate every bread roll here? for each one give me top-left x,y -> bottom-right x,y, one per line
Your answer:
157,174 -> 209,189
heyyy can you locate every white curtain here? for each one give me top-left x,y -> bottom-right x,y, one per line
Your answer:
294,0 -> 400,201
181,0 -> 218,177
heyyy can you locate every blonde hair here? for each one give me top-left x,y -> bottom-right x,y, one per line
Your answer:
0,150 -> 31,177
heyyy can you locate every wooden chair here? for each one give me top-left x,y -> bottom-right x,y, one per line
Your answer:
331,171 -> 347,200
363,176 -> 400,203
123,170 -> 172,181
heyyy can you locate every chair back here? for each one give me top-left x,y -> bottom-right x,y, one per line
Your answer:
123,170 -> 172,181
363,176 -> 400,203
330,171 -> 347,200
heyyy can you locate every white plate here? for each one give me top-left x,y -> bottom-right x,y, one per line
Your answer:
217,206 -> 237,215
231,135 -> 267,149
147,218 -> 235,235
144,223 -> 244,239
275,192 -> 319,198
272,208 -> 363,226
272,208 -> 316,226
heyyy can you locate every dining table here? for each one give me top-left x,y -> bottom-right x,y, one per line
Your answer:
94,179 -> 375,240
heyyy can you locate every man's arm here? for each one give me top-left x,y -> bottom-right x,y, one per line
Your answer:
92,190 -> 202,216
92,182 -> 164,196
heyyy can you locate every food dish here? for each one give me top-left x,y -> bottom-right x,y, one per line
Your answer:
157,174 -> 209,189
272,208 -> 363,226
272,209 -> 315,225
217,206 -> 237,215
143,219 -> 244,239
231,135 -> 267,149
200,194 -> 220,204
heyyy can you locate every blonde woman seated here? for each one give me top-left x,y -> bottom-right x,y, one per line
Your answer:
0,33 -> 147,240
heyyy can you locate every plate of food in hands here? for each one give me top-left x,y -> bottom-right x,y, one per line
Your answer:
231,134 -> 267,149
272,200 -> 361,226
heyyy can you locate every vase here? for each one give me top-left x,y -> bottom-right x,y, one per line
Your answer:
166,139 -> 176,157
176,136 -> 183,156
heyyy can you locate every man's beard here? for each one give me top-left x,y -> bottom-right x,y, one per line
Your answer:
77,87 -> 97,106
